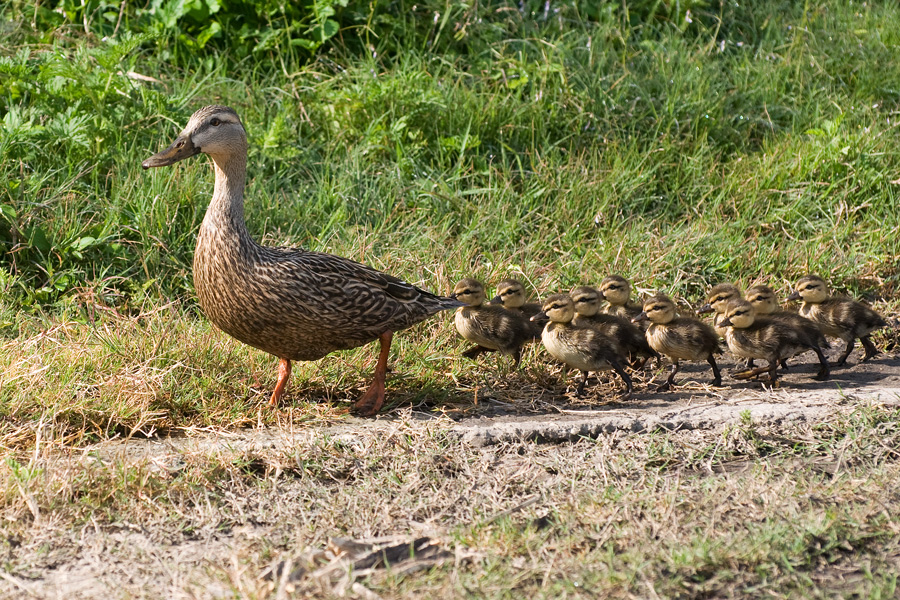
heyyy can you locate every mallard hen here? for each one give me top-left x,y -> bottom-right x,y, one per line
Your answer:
451,278 -> 534,367
490,278 -> 546,339
142,106 -> 462,416
533,294 -> 632,396
719,299 -> 830,383
633,294 -> 723,391
570,285 -> 659,368
787,275 -> 887,365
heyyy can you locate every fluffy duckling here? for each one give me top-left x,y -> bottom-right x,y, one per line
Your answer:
452,278 -> 534,366
490,278 -> 546,339
697,283 -> 742,339
598,275 -> 644,323
745,284 -> 830,359
719,299 -> 830,382
787,275 -> 887,365
633,295 -> 722,391
570,286 -> 659,367
533,294 -> 632,396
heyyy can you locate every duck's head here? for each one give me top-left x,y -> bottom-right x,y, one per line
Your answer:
634,294 -> 676,325
451,278 -> 487,307
787,275 -> 828,304
142,105 -> 247,169
698,283 -> 741,315
745,285 -> 779,315
534,294 -> 575,324
490,279 -> 527,308
598,275 -> 632,306
719,299 -> 756,329
570,286 -> 602,317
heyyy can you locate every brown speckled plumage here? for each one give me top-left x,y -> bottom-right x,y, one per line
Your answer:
143,106 -> 462,413
788,275 -> 887,365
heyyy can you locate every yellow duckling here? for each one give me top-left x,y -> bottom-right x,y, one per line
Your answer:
533,294 -> 632,396
598,275 -> 644,322
787,275 -> 887,365
490,278 -> 546,339
633,294 -> 722,391
719,299 -> 830,382
570,285 -> 659,367
452,278 -> 534,367
697,283 -> 742,339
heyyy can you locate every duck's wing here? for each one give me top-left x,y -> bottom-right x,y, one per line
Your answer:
256,246 -> 461,334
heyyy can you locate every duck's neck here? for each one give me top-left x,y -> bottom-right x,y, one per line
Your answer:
200,153 -> 254,246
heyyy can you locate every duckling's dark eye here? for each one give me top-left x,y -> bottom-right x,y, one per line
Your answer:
210,118 -> 221,126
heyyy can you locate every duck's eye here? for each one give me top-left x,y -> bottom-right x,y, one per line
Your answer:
210,118 -> 221,126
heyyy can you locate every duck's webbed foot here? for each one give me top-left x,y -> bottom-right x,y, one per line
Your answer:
352,331 -> 393,417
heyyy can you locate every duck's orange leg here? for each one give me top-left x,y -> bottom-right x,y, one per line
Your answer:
269,358 -> 292,407
352,331 -> 393,417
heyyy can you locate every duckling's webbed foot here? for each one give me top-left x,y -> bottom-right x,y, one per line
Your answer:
860,335 -> 880,362
352,331 -> 393,417
269,358 -> 292,407
462,345 -> 493,360
657,361 -> 679,393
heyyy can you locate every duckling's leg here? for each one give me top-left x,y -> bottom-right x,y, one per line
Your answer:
707,355 -> 722,387
860,335 -> 880,362
657,360 -> 680,392
811,345 -> 830,380
575,371 -> 589,396
269,358 -> 292,407
611,359 -> 633,395
352,331 -> 393,417
835,339 -> 855,366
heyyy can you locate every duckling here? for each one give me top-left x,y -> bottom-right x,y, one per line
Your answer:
141,105 -> 463,416
633,295 -> 722,391
697,283 -> 742,339
490,278 -> 546,339
452,278 -> 534,367
598,275 -> 644,323
787,275 -> 887,365
745,284 -> 830,363
533,294 -> 632,396
570,285 -> 659,367
719,299 -> 830,382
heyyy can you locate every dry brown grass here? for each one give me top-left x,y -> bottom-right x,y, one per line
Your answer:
3,402 -> 900,598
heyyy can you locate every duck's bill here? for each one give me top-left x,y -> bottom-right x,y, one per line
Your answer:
530,311 -> 547,322
696,303 -> 714,314
631,311 -> 649,323
785,291 -> 801,301
142,136 -> 199,169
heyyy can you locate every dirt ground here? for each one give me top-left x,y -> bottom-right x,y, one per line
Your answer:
4,350 -> 900,599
